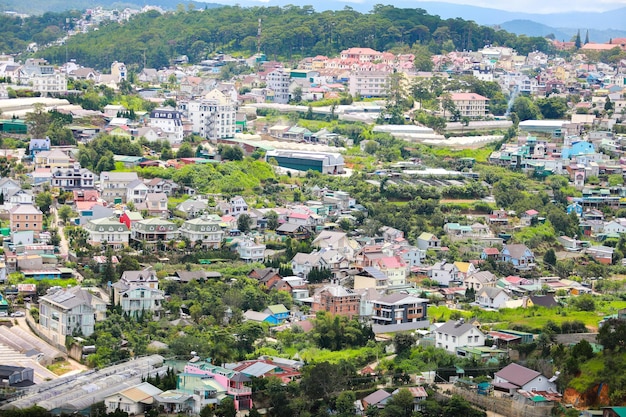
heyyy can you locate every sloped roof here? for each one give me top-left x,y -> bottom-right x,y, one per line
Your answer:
436,320 -> 481,338
363,389 -> 391,406
495,363 -> 540,388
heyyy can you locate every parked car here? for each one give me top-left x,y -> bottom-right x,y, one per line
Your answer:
10,311 -> 25,317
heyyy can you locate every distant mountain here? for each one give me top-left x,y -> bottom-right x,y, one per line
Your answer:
498,20 -> 626,44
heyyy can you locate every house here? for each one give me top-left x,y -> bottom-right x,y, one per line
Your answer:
501,244 -> 536,270
84,217 -> 131,248
493,363 -> 557,394
237,238 -> 265,262
131,218 -> 179,246
276,222 -> 311,239
528,295 -> 559,308
428,261 -> 460,287
417,232 -> 440,250
126,180 -> 150,205
393,386 -> 428,412
372,256 -> 408,287
353,267 -> 388,290
481,247 -> 500,261
100,172 -> 139,203
521,209 -> 539,226
603,407 -> 626,417
310,283 -> 361,319
465,271 -> 498,291
9,204 -> 43,234
173,270 -> 222,283
176,199 -> 208,219
119,210 -> 144,230
362,389 -> 392,410
142,192 -> 169,217
249,268 -> 282,289
449,92 -> 489,119
50,163 -> 95,190
312,230 -> 359,260
454,261 -> 477,281
476,287 -> 511,309
178,215 -> 224,249
38,286 -> 107,344
104,382 -> 163,415
145,178 -> 179,196
371,293 -> 429,333
182,360 -> 253,411
263,304 -> 290,324
586,245 -> 614,264
434,319 -> 485,353
28,137 -> 50,157
112,268 -> 164,318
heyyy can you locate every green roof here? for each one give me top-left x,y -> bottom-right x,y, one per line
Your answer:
266,304 -> 289,314
608,407 -> 626,417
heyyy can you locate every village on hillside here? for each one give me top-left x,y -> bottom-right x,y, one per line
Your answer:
0,4 -> 626,417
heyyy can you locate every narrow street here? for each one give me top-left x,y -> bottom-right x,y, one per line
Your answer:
51,206 -> 70,257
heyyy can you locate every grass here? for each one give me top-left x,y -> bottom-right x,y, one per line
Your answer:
47,361 -> 73,376
298,346 -> 379,365
569,357 -> 606,393
428,301 -> 626,332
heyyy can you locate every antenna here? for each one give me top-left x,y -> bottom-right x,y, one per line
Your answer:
257,18 -> 262,55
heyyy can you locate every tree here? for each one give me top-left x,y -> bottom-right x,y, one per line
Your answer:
215,397 -> 236,417
291,86 -> 303,103
25,103 -> 52,138
511,96 -> 541,121
176,142 -> 194,158
543,248 -> 557,266
35,191 -> 53,214
57,205 -> 74,224
336,391 -> 357,417
237,214 -> 252,233
393,333 -> 416,356
536,97 -> 568,119
572,339 -> 594,360
575,30 -> 582,49
597,318 -> 626,351
266,210 -> 279,230
384,388 -> 414,417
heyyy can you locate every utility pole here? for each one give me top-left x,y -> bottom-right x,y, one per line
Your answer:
256,18 -> 262,55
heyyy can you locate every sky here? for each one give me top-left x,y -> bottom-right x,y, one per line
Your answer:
412,0 -> 626,13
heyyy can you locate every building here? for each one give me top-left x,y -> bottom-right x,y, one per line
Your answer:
30,73 -> 67,94
349,71 -> 390,97
372,256 -> 408,287
131,218 -> 179,246
237,238 -> 266,262
51,163 -> 95,190
476,287 -> 511,309
39,286 -> 107,344
371,293 -> 429,333
9,204 -> 43,234
501,244 -> 536,270
493,363 -> 557,394
434,319 -> 485,353
142,193 -> 169,217
126,180 -> 150,205
0,365 -> 34,387
100,172 -> 139,203
310,283 -> 361,319
112,268 -> 164,318
449,92 -> 489,119
265,149 -> 345,174
111,61 -> 127,82
179,89 -> 237,140
178,215 -> 224,249
104,382 -> 163,415
417,232 -> 440,250
149,107 -> 184,143
182,359 -> 253,411
28,138 -> 50,157
266,68 -> 291,104
84,217 -> 131,248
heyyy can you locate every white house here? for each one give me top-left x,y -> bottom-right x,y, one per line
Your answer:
237,238 -> 265,262
104,382 -> 163,415
493,363 -> 557,394
417,232 -> 440,251
476,287 -> 511,309
84,217 -> 131,248
428,261 -> 459,286
433,319 -> 485,354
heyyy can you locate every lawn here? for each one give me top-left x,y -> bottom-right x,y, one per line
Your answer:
47,361 -> 73,376
428,301 -> 626,332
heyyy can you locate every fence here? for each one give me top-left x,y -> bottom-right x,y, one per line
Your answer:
436,386 -> 554,417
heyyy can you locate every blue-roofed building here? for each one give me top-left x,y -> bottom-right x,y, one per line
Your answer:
263,304 -> 290,324
567,202 -> 583,217
28,137 -> 50,157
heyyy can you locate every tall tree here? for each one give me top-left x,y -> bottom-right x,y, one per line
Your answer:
575,30 -> 582,49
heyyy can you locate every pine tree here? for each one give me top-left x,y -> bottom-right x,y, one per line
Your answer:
575,30 -> 582,48
584,30 -> 589,45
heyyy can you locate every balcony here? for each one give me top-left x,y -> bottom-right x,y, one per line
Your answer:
228,386 -> 252,395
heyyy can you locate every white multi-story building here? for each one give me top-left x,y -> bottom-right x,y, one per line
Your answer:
100,172 -> 139,203
31,73 -> 68,93
50,163 -> 95,190
266,68 -> 291,104
149,107 -> 184,143
178,89 -> 236,140
237,238 -> 266,262
449,92 -> 489,119
84,217 -> 131,248
348,71 -> 390,97
178,215 -> 224,249
112,268 -> 164,319
39,286 -> 107,344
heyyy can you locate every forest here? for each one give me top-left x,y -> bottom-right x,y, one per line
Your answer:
32,5 -> 554,70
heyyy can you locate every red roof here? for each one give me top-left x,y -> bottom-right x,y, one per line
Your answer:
525,209 -> 539,216
289,212 -> 310,220
450,92 -> 489,101
483,248 -> 500,255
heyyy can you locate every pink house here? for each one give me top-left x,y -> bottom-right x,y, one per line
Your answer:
184,361 -> 253,411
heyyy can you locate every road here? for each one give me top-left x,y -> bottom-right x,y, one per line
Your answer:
51,206 -> 70,257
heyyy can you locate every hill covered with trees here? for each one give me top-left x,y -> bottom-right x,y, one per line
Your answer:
36,5 -> 554,70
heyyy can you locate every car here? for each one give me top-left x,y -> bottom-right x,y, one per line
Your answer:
10,311 -> 25,317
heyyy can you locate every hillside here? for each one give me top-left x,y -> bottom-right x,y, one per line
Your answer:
35,5 -> 553,71
499,20 -> 626,44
